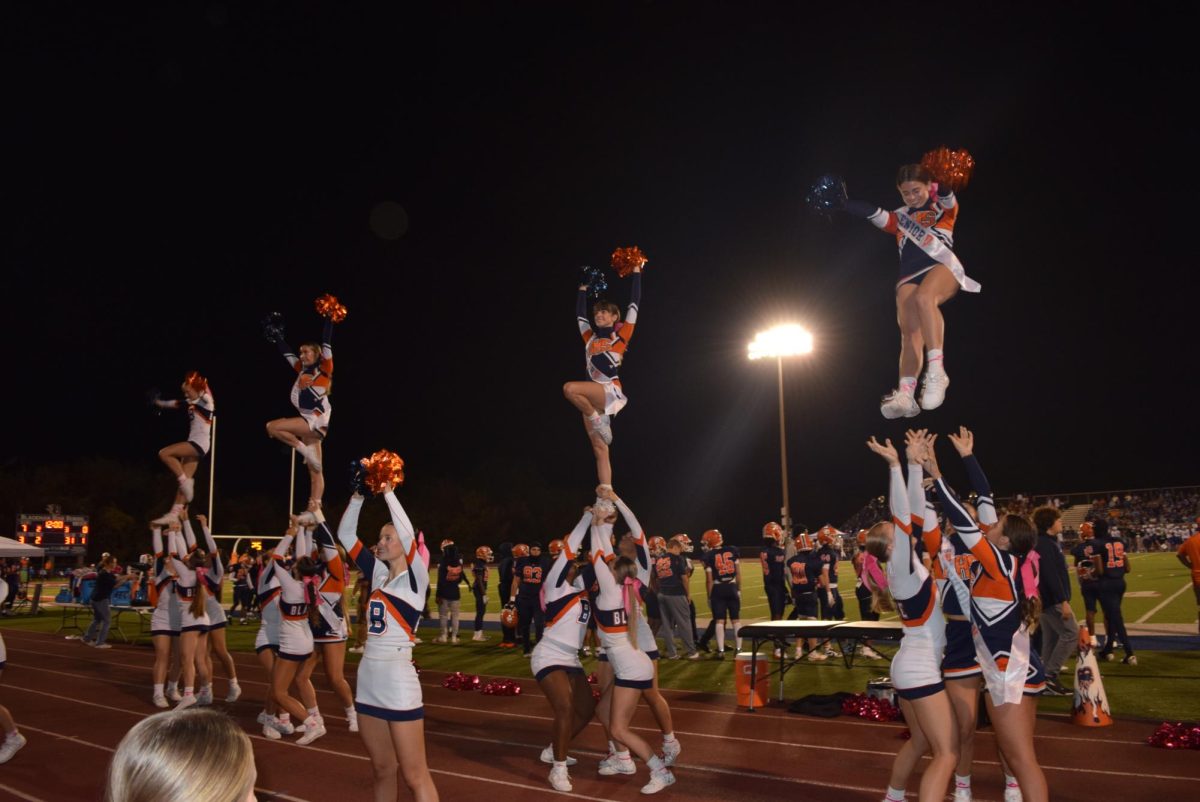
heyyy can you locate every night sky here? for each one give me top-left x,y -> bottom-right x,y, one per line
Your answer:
9,4 -> 1197,543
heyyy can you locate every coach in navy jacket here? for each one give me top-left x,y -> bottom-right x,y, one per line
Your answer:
1033,506 -> 1078,694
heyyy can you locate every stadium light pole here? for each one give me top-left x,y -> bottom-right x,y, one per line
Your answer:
748,324 -> 814,533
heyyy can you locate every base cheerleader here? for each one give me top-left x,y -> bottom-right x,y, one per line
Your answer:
0,580 -> 26,764
842,163 -> 979,418
185,515 -> 240,704
151,372 -> 213,523
563,264 -> 642,487
864,433 -> 956,802
590,497 -> 675,794
533,508 -> 597,792
149,522 -> 183,709
925,432 -> 1049,802
301,508 -> 359,732
337,480 -> 438,802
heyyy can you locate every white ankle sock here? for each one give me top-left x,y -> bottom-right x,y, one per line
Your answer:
899,376 -> 918,395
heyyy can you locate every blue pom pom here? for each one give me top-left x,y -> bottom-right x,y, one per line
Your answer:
349,459 -> 373,497
261,312 -> 286,344
580,265 -> 608,299
804,174 -> 848,215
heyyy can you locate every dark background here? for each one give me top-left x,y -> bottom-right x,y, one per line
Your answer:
7,3 -> 1196,554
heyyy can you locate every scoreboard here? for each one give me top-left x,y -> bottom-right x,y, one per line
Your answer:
15,513 -> 89,555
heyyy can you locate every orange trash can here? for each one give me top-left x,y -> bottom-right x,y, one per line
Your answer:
735,651 -> 770,708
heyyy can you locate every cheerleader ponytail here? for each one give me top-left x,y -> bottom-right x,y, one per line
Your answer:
1001,514 -> 1043,634
862,522 -> 895,614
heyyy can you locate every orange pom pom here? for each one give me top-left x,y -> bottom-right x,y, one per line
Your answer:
610,246 -> 647,278
315,293 -> 348,323
184,371 -> 207,393
361,449 -> 405,494
921,147 -> 975,192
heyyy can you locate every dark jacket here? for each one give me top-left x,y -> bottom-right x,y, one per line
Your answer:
1035,532 -> 1071,607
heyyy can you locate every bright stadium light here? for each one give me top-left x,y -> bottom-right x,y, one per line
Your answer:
747,324 -> 814,360
748,324 -> 814,533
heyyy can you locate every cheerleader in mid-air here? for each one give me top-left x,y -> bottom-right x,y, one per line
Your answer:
563,255 -> 643,488
923,433 -> 1049,802
864,432 -> 957,802
839,156 -> 979,419
151,372 -> 213,524
265,301 -> 340,506
532,507 -> 597,793
589,496 -> 676,795
336,469 -> 438,801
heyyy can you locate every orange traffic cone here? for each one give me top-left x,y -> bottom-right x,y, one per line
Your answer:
1072,626 -> 1112,727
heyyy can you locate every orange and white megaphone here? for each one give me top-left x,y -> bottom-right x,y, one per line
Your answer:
1072,626 -> 1112,727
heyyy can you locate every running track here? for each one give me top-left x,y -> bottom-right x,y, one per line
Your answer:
1,629 -> 1197,801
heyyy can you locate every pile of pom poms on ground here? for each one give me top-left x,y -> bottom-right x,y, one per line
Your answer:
1147,722 -> 1200,749
441,672 -> 522,696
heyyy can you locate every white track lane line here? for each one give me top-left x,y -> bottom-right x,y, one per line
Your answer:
0,782 -> 48,801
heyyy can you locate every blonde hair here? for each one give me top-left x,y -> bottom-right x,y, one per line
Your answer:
863,522 -> 895,613
611,556 -> 640,650
107,709 -> 255,802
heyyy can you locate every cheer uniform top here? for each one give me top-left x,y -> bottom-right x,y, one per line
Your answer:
258,534 -> 315,660
254,559 -> 282,653
615,498 -> 661,660
279,318 -> 333,435
310,520 -> 349,642
884,464 -> 946,699
531,512 -> 593,680
591,519 -> 654,688
167,530 -> 211,633
861,190 -> 959,285
185,519 -> 228,629
935,477 -> 1045,704
158,390 -> 215,455
576,272 -> 641,415
338,492 -> 427,720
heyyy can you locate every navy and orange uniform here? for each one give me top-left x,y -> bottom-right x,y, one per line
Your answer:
1094,531 -> 1134,660
814,543 -> 843,620
537,513 -> 593,654
257,532 -> 315,659
934,477 -> 1045,704
786,553 -> 817,620
589,517 -> 654,687
576,273 -> 641,401
471,558 -> 489,633
848,190 -> 959,285
337,491 -> 427,720
881,463 -> 947,698
279,318 -> 334,435
311,520 -> 349,641
655,553 -> 689,596
1071,537 -> 1102,614
436,560 -> 468,602
704,544 -> 740,621
514,554 -> 547,654
156,389 -> 216,455
497,550 -> 517,645
761,542 -> 787,620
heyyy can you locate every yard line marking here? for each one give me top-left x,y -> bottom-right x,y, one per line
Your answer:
1137,582 -> 1193,623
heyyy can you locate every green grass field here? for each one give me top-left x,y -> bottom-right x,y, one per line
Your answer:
6,552 -> 1196,720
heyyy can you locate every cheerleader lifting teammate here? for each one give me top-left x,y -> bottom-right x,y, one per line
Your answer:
563,262 -> 642,488
151,372 -> 214,523
266,311 -> 336,506
864,432 -> 957,802
923,432 -> 1049,802
336,477 -> 438,802
842,163 -> 980,419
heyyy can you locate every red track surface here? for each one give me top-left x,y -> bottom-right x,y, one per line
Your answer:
1,629 -> 1197,801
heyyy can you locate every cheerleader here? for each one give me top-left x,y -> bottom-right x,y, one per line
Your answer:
563,264 -> 642,487
301,508 -> 358,732
336,483 -> 438,802
149,523 -> 183,709
608,490 -> 680,767
252,536 -> 289,738
924,435 -> 1049,802
533,508 -> 597,793
0,580 -> 26,764
151,372 -> 214,523
589,498 -> 675,795
166,528 -> 212,710
843,165 -> 979,418
471,546 -> 492,641
266,314 -> 334,506
184,515 -> 240,704
864,434 -> 956,802
259,525 -> 326,745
